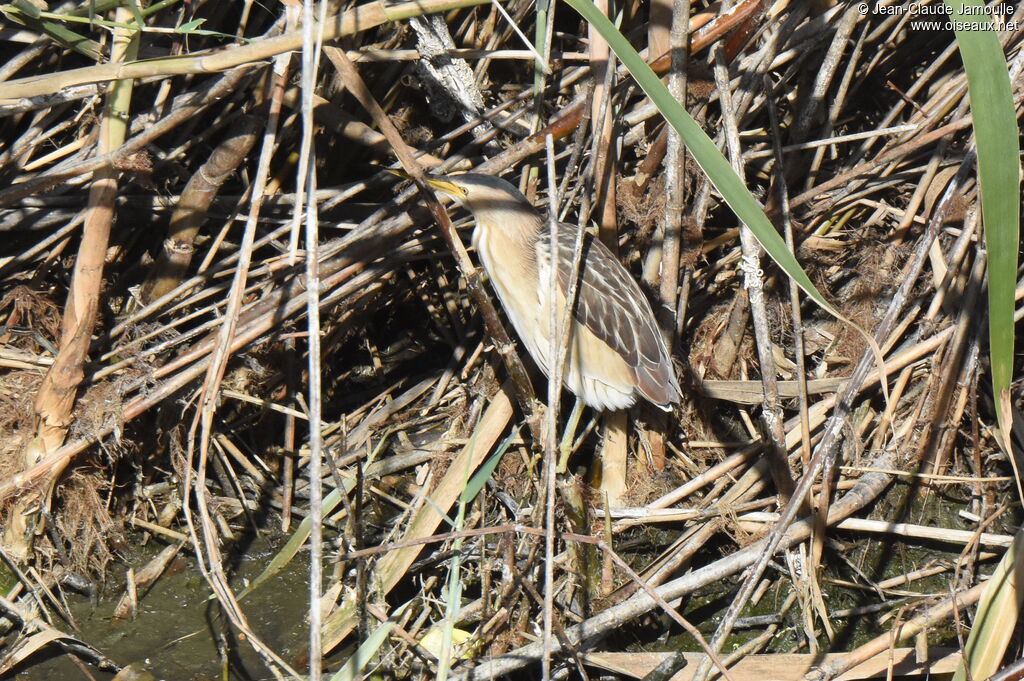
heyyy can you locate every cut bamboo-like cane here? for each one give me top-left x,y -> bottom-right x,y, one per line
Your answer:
738,512 -> 1013,549
0,0 -> 492,101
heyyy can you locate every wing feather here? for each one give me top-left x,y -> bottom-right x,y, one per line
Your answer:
539,224 -> 681,408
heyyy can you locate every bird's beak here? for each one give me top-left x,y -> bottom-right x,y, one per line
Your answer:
388,169 -> 467,200
423,177 -> 467,199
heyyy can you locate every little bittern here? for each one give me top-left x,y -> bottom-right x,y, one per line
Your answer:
425,173 -> 681,412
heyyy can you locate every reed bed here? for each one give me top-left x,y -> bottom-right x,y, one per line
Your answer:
0,1 -> 1021,679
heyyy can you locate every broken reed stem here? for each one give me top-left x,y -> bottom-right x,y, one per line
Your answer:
2,9 -> 140,561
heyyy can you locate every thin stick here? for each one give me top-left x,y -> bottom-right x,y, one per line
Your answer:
541,132 -> 560,681
301,1 -> 328,678
712,12 -> 794,517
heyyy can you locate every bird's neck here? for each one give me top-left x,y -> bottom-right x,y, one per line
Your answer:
472,212 -> 543,278
472,208 -> 542,247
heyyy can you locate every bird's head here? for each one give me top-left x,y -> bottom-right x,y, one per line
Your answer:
424,173 -> 537,225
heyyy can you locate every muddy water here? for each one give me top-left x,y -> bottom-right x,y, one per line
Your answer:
22,533 -> 313,680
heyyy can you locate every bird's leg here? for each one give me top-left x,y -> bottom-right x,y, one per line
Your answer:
556,396 -> 585,473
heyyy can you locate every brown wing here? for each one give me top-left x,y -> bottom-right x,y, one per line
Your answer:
541,224 -> 681,408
